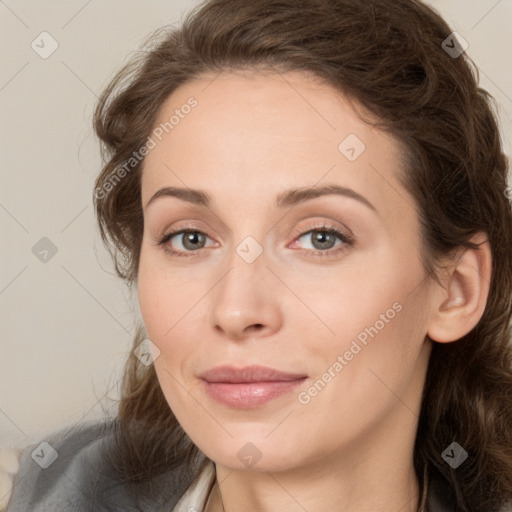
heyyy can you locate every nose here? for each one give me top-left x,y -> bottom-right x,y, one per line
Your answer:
209,249 -> 283,341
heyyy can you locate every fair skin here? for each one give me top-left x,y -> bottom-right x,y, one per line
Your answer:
136,69 -> 492,512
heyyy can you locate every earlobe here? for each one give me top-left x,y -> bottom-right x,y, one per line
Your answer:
427,232 -> 492,344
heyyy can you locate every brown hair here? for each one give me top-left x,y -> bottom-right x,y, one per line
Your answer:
92,0 -> 512,510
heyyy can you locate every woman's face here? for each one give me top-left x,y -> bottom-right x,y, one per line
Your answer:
137,70 -> 436,472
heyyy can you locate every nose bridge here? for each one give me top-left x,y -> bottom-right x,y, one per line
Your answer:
220,210 -> 269,281
217,235 -> 268,306
209,234 -> 281,337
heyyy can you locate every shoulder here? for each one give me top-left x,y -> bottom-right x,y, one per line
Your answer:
5,419 -> 196,512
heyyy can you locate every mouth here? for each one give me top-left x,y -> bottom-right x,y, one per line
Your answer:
198,365 -> 308,408
199,364 -> 308,383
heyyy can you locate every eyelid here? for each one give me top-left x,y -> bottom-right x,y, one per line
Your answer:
288,219 -> 353,244
153,219 -> 215,244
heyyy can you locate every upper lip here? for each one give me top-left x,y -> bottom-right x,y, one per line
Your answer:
199,365 -> 307,383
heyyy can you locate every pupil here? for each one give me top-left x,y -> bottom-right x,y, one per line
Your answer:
185,231 -> 203,249
314,231 -> 334,249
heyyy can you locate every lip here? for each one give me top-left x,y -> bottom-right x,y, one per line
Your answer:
199,365 -> 307,383
199,365 -> 308,408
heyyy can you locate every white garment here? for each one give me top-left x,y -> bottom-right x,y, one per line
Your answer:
173,460 -> 216,512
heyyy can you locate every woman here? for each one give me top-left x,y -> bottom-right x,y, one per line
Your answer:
6,0 -> 512,511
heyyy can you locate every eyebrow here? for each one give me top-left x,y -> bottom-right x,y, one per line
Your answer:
145,184 -> 377,213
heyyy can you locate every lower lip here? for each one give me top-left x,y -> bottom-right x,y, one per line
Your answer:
202,378 -> 307,408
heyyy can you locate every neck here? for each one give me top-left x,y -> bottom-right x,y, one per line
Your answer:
204,422 -> 423,512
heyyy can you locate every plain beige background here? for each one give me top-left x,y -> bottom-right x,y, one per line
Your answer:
1,0 -> 511,450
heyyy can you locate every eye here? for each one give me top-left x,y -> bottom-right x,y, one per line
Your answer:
289,224 -> 355,258
155,223 -> 354,259
157,229 -> 216,257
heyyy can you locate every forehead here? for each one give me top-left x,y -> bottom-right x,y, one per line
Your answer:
140,70 -> 410,222
149,69 -> 382,145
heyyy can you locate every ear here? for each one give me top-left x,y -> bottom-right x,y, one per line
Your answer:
426,231 -> 492,343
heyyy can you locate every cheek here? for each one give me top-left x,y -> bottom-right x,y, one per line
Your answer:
136,251 -> 206,384
291,255 -> 425,393
294,303 -> 422,438
285,263 -> 404,348
318,292 -> 427,415
137,248 -> 192,344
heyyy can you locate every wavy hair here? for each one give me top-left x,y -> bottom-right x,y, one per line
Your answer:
92,0 -> 512,510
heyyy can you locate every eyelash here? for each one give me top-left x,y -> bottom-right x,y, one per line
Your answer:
156,223 -> 355,259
